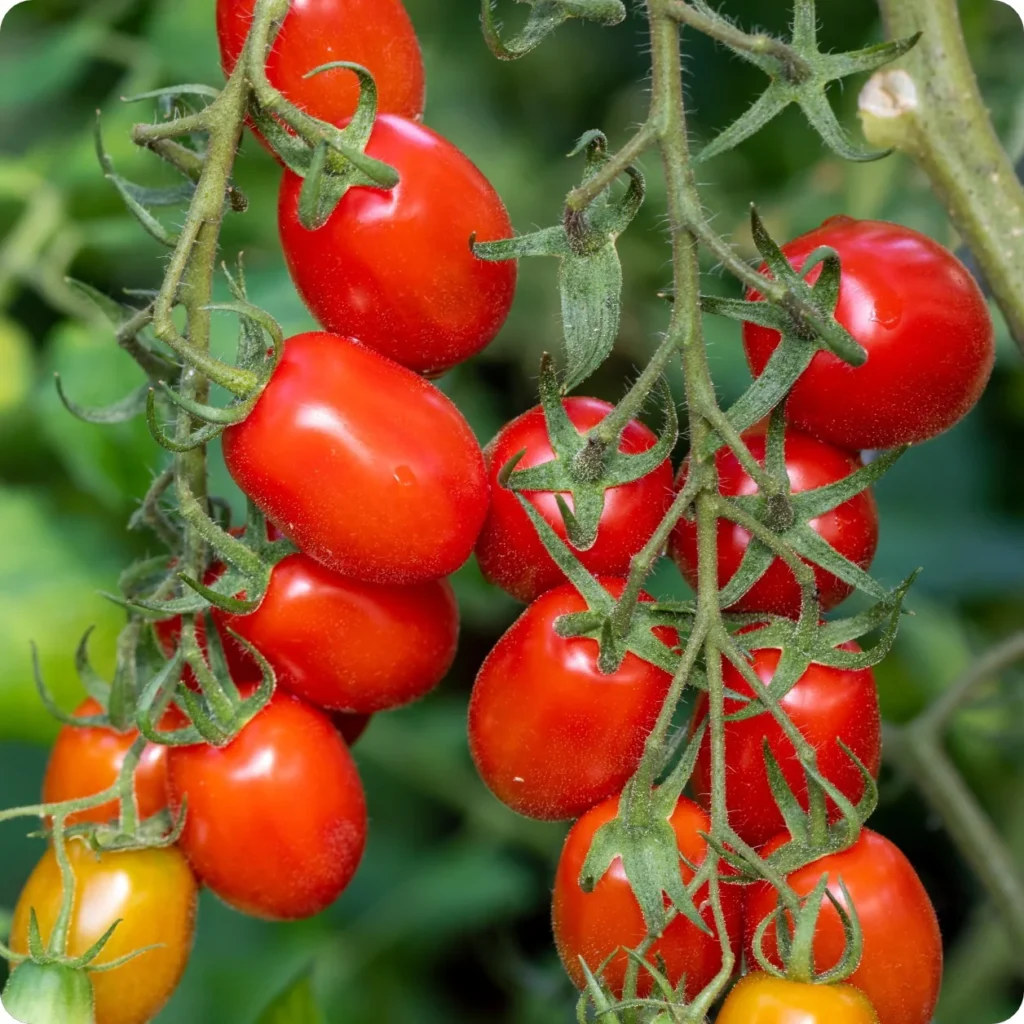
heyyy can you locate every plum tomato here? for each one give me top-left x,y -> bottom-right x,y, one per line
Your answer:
717,974 -> 880,1024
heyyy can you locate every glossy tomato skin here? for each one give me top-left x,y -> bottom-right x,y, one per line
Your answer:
222,332 -> 489,584
279,116 -> 516,376
216,0 -> 424,132
670,427 -> 878,617
552,791 -> 742,999
215,552 -> 458,713
167,687 -> 367,920
475,398 -> 674,603
745,830 -> 942,1024
717,974 -> 880,1024
42,698 -> 180,827
11,842 -> 197,1024
743,217 -> 994,450
691,640 -> 880,848
469,580 -> 674,820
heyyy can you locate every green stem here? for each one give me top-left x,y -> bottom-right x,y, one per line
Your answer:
565,123 -> 657,213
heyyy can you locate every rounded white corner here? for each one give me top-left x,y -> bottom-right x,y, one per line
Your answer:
996,0 -> 1024,27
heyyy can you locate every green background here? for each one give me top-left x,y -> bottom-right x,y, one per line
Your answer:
0,0 -> 1022,1020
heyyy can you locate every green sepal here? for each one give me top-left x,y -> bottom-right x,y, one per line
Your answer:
122,83 -> 219,105
575,957 -> 621,1024
481,0 -> 625,60
146,390 -> 225,452
3,961 -> 96,1024
54,378 -> 150,426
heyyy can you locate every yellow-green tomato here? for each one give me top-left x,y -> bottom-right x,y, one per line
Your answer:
717,974 -> 880,1024
3,961 -> 95,1024
10,842 -> 197,1024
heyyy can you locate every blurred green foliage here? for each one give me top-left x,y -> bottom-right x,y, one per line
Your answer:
0,0 -> 1022,1020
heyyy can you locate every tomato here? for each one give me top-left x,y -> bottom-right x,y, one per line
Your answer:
279,116 -> 516,376
10,842 -> 196,1024
552,791 -> 742,999
670,426 -> 878,617
215,552 -> 458,713
3,962 -> 95,1024
691,639 -> 880,848
167,687 -> 366,919
332,711 -> 371,746
216,0 -> 424,134
222,332 -> 489,584
42,698 -> 182,827
745,830 -> 942,1024
469,580 -> 674,820
475,398 -> 674,603
717,974 -> 880,1024
743,217 -> 994,451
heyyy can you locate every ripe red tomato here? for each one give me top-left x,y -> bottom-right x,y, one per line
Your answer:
216,0 -> 424,132
552,791 -> 742,999
475,397 -> 674,603
717,974 -> 880,1024
469,579 -> 674,820
743,217 -> 994,450
691,639 -> 880,848
42,698 -> 181,826
222,332 -> 489,584
745,830 -> 942,1024
670,426 -> 878,617
11,842 -> 197,1024
279,116 -> 516,376
167,687 -> 366,920
215,552 -> 458,713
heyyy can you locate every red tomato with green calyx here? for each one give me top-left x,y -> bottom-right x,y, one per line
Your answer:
743,216 -> 994,450
222,332 -> 489,585
475,397 -> 675,603
717,974 -> 880,1024
279,115 -> 516,376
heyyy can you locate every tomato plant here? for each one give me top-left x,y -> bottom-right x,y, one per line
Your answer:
167,687 -> 367,920
222,331 -> 489,584
279,115 -> 517,377
10,842 -> 197,1024
475,397 -> 674,603
717,974 -> 880,1024
743,217 -> 995,451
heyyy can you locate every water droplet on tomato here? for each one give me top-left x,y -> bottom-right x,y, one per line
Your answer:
393,465 -> 416,486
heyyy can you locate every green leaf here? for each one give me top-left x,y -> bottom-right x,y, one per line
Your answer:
255,971 -> 326,1024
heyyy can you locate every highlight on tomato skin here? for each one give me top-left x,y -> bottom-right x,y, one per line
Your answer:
716,973 -> 881,1024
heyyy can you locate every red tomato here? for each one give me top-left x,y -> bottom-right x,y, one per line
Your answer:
691,640 -> 881,848
552,791 -> 742,999
469,580 -> 674,820
745,830 -> 942,1024
332,711 -> 371,746
43,698 -> 181,827
279,115 -> 516,376
167,687 -> 366,919
670,426 -> 878,617
216,0 -> 424,133
743,217 -> 994,450
717,974 -> 880,1024
215,552 -> 458,713
475,398 -> 674,603
222,332 -> 489,584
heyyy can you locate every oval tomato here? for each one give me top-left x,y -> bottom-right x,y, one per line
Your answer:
670,426 -> 878,617
167,687 -> 366,920
552,791 -> 742,999
215,552 -> 458,713
468,579 -> 674,820
475,397 -> 674,603
10,842 -> 197,1024
717,974 -> 880,1024
279,116 -> 516,376
216,0 -> 424,131
691,639 -> 880,848
743,217 -> 994,450
745,829 -> 942,1024
222,332 -> 489,584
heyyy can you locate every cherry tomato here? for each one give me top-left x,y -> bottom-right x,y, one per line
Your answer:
10,842 -> 197,1024
215,552 -> 458,713
552,791 -> 742,999
475,398 -> 674,603
743,217 -> 994,451
670,426 -> 878,617
216,0 -> 424,133
469,579 -> 675,820
279,116 -> 516,376
691,638 -> 880,848
42,698 -> 182,827
332,711 -> 372,746
222,332 -> 489,584
717,974 -> 880,1024
745,829 -> 942,1024
167,687 -> 366,919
